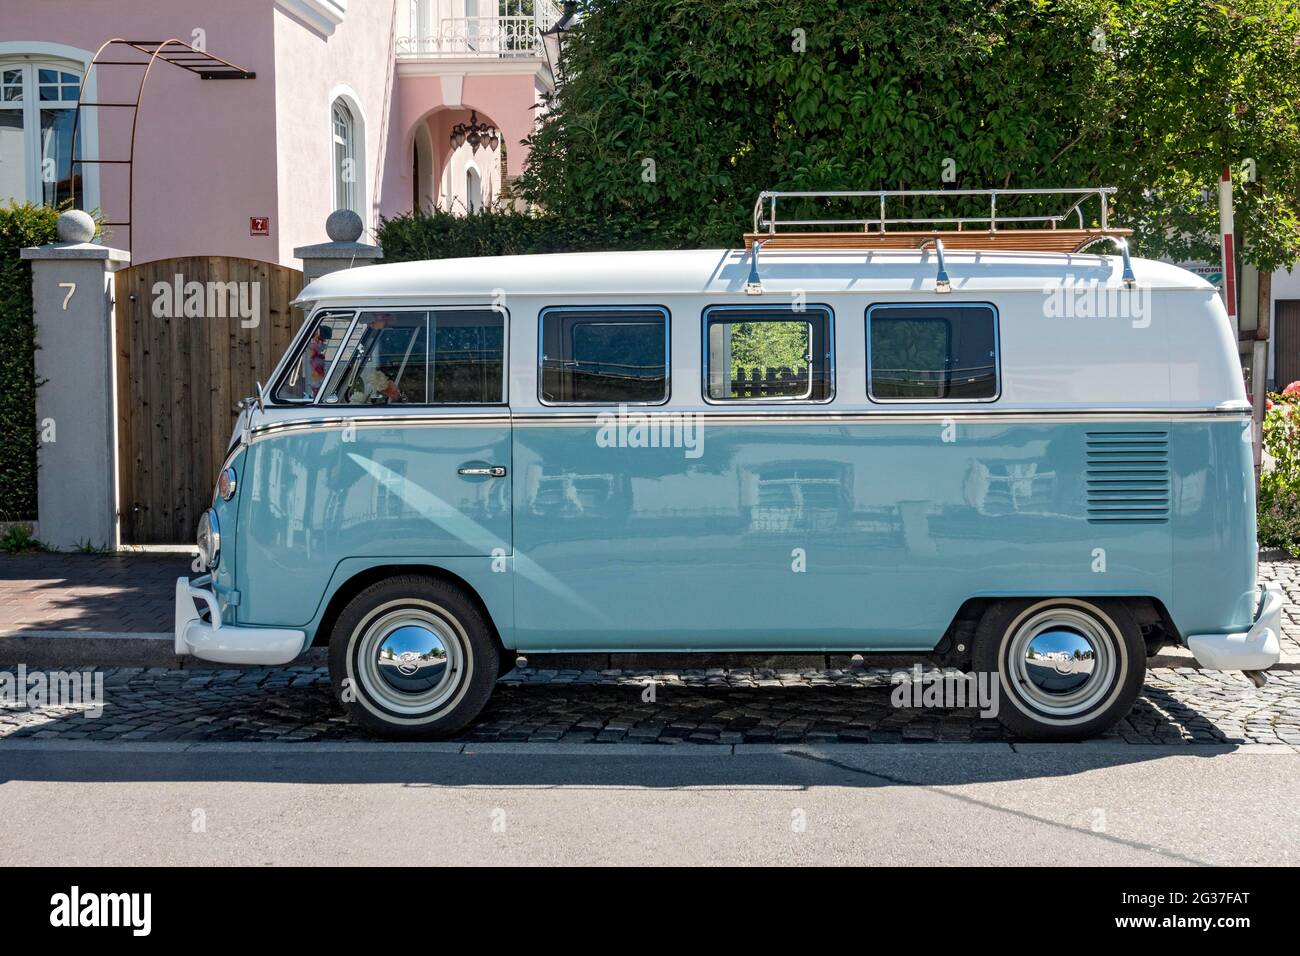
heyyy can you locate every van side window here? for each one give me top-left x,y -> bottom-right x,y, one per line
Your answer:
539,307 -> 669,405
319,309 -> 505,406
431,310 -> 506,403
703,305 -> 833,402
867,304 -> 998,401
272,310 -> 356,403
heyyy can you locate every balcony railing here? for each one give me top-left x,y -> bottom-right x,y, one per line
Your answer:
397,11 -> 557,59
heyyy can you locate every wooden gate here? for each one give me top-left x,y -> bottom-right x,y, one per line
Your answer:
115,256 -> 304,544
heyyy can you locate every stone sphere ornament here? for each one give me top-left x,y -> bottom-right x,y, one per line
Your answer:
57,209 -> 97,244
326,209 -> 364,243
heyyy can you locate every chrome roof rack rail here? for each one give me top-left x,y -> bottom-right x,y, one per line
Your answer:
1076,234 -> 1137,288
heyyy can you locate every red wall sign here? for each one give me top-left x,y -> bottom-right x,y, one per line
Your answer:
249,217 -> 270,236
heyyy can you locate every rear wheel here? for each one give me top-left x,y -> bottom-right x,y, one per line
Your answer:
328,575 -> 498,739
973,597 -> 1145,741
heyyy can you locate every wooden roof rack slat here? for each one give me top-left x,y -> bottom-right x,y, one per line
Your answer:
742,228 -> 1133,254
746,187 -> 1131,255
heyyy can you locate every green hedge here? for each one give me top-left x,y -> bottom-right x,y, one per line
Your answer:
0,203 -> 59,521
376,208 -> 682,263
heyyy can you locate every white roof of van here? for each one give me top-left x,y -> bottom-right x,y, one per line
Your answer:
295,248 -> 1215,304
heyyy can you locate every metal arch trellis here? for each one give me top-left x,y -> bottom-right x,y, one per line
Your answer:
65,38 -> 256,257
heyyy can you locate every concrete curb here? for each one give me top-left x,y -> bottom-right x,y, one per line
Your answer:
0,631 -> 328,669
0,739 -> 1294,756
0,631 -> 178,668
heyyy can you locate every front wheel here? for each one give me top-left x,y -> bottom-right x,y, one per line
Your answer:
972,597 -> 1146,741
328,575 -> 499,739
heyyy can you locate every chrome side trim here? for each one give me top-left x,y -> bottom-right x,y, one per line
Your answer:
249,413 -> 513,440
511,410 -> 1246,426
245,406 -> 1248,441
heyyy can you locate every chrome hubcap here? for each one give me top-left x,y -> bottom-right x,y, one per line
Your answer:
1023,628 -> 1096,695
1006,607 -> 1117,717
375,624 -> 449,694
355,606 -> 465,716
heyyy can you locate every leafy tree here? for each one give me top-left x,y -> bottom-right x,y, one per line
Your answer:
521,0 -> 1300,270
727,321 -> 809,373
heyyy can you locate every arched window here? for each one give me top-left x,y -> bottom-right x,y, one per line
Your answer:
332,98 -> 357,213
0,60 -> 82,207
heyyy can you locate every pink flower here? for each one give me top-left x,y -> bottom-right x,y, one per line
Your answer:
1283,381 -> 1300,398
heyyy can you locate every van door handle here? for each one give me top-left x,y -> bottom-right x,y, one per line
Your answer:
458,466 -> 507,478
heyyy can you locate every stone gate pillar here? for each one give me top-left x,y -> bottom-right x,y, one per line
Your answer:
20,210 -> 130,550
294,209 -> 383,285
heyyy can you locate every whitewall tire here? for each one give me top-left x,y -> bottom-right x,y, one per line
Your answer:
328,575 -> 498,739
973,597 -> 1146,741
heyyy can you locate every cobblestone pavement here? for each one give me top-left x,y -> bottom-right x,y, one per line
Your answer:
2,662 -> 1297,746
1259,560 -> 1300,661
0,555 -> 1298,746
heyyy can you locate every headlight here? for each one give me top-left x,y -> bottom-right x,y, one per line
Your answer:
196,508 -> 221,571
218,466 -> 237,501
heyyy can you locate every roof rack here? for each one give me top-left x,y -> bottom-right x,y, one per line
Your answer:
745,187 -> 1132,254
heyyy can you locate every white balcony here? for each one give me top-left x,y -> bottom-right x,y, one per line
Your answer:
397,15 -> 548,59
397,1 -> 561,60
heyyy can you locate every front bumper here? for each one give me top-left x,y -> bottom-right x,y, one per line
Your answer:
1186,582 -> 1283,671
174,576 -> 305,666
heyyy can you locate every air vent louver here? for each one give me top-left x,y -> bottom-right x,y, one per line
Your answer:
1085,431 -> 1170,524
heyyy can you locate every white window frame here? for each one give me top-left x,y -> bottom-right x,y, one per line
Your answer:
332,99 -> 356,213
701,304 -> 836,405
328,86 -> 368,229
0,58 -> 84,207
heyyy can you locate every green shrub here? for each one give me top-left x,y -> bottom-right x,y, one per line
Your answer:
0,203 -> 59,522
0,523 -> 44,553
376,208 -> 682,263
1258,473 -> 1300,557
519,0 -> 1300,270
1258,384 -> 1300,554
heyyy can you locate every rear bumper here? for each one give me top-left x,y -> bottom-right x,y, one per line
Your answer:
1186,582 -> 1283,671
174,576 -> 305,666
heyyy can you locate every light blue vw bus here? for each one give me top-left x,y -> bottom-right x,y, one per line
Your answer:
174,189 -> 1282,740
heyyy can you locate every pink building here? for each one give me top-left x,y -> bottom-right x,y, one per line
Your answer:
0,0 -> 568,264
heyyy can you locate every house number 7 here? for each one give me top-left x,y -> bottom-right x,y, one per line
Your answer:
59,282 -> 75,310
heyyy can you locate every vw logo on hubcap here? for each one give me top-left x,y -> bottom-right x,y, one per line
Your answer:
396,650 -> 423,676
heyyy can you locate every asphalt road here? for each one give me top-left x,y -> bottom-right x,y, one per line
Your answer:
0,743 -> 1296,866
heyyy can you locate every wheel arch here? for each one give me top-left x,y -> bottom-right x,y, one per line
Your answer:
311,563 -> 506,654
938,594 -> 1180,664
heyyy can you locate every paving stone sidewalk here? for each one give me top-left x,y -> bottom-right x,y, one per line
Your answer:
1,663 -> 1297,747
0,553 -> 188,633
